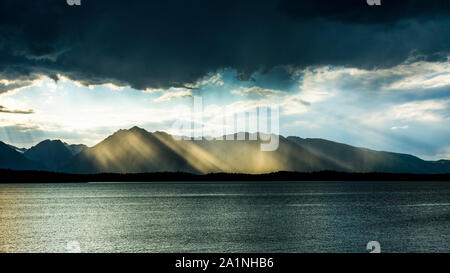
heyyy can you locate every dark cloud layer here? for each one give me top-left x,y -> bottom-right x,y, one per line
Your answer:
280,0 -> 450,24
0,0 -> 449,91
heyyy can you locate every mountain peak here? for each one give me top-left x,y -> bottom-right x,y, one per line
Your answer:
0,142 -> 27,154
0,141 -> 11,149
129,126 -> 147,132
3,130 -> 450,174
0,141 -> 41,170
39,139 -> 64,145
24,139 -> 74,171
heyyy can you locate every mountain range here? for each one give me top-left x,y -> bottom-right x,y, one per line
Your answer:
1,126 -> 449,174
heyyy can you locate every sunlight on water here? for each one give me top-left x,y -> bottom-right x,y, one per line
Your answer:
0,181 -> 449,253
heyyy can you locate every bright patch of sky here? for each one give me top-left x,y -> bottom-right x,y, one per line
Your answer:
1,61 -> 450,160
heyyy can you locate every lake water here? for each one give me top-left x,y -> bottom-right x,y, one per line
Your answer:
0,181 -> 449,253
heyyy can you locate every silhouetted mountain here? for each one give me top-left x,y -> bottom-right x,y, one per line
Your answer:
64,143 -> 87,155
0,141 -> 41,170
62,127 -> 450,174
24,140 -> 75,171
286,137 -> 450,174
5,143 -> 27,154
2,127 -> 450,174
65,127 -> 197,174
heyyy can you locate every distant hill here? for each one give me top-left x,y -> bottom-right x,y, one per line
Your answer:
286,137 -> 450,174
65,127 -> 197,174
63,127 -> 450,174
0,141 -> 41,170
1,127 -> 450,174
5,143 -> 27,154
24,140 -> 75,171
65,143 -> 87,155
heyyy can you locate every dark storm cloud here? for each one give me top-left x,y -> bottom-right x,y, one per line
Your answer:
0,81 -> 31,94
279,0 -> 450,24
0,0 -> 449,91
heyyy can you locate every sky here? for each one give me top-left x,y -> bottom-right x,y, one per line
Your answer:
0,0 -> 450,160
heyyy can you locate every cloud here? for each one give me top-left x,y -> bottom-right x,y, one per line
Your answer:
279,0 -> 450,24
184,73 -> 225,89
390,100 -> 448,122
231,86 -> 285,97
201,73 -> 225,87
433,146 -> 450,160
281,68 -> 338,115
388,64 -> 450,90
154,90 -> 193,102
143,88 -> 164,93
364,99 -> 448,126
0,105 -> 34,114
96,83 -> 125,91
0,77 -> 41,94
0,0 -> 449,91
286,60 -> 450,103
391,125 -> 409,130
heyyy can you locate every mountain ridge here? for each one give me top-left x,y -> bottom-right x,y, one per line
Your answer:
1,127 -> 449,174
0,141 -> 43,170
24,139 -> 75,171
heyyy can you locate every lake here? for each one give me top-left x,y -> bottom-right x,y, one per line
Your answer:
0,181 -> 449,253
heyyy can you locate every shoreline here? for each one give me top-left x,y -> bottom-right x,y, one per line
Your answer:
1,169 -> 450,183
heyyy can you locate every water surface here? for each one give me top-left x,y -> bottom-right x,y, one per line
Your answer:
0,181 -> 449,253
